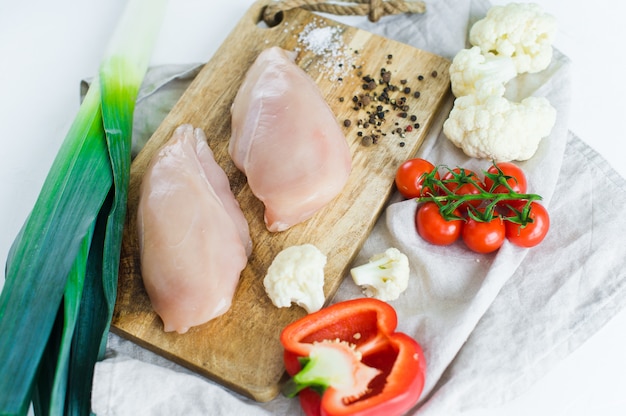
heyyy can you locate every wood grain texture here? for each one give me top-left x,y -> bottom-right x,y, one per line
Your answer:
112,0 -> 451,402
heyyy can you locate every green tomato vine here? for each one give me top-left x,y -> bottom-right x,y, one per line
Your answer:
417,163 -> 543,226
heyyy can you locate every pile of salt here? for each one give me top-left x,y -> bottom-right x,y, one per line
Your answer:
297,20 -> 356,81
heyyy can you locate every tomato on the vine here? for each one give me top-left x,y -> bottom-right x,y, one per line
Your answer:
441,168 -> 485,211
395,158 -> 439,199
462,216 -> 505,253
405,159 -> 549,252
484,162 -> 528,194
505,202 -> 550,248
415,202 -> 463,246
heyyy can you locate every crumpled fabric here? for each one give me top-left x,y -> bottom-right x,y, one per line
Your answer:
92,0 -> 626,415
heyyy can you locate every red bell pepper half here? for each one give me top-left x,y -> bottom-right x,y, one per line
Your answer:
280,298 -> 426,416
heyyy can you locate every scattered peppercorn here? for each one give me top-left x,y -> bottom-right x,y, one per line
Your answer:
340,53 -> 441,148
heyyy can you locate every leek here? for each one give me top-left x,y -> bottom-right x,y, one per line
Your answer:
0,0 -> 168,414
33,226 -> 93,416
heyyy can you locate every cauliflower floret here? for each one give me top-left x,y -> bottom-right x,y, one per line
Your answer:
350,248 -> 410,302
449,46 -> 517,99
263,244 -> 326,313
443,93 -> 556,162
469,2 -> 557,74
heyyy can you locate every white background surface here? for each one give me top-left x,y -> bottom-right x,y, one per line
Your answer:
1,0 -> 625,414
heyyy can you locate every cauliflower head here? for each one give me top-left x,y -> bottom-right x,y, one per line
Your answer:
469,2 -> 557,74
443,94 -> 556,162
449,46 -> 517,99
350,247 -> 410,302
263,244 -> 326,313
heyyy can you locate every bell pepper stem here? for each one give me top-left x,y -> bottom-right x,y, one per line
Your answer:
282,340 -> 381,402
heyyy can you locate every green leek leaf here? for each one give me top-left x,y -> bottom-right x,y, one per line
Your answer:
0,81 -> 112,416
97,0 -> 168,353
66,202 -> 111,416
33,224 -> 93,416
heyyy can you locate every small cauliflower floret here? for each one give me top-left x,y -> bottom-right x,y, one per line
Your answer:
469,2 -> 557,74
263,244 -> 326,313
350,248 -> 410,302
449,46 -> 517,99
443,94 -> 556,162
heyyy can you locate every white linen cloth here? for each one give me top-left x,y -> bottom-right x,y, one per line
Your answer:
92,0 -> 626,414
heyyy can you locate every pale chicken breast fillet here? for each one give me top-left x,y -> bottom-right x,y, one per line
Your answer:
137,124 -> 251,334
229,46 -> 352,232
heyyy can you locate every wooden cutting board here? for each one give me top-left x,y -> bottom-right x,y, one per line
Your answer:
112,0 -> 451,403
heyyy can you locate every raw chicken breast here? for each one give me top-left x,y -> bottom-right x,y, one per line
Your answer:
229,46 -> 352,232
137,124 -> 251,334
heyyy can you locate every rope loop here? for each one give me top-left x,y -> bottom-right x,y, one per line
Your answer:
262,0 -> 426,26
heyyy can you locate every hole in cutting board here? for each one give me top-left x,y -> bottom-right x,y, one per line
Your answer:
257,7 -> 284,28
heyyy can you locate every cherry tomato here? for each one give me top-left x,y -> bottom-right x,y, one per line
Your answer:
441,168 -> 485,211
462,216 -> 505,253
484,162 -> 529,214
505,202 -> 550,248
484,162 -> 528,194
415,202 -> 463,246
395,158 -> 439,199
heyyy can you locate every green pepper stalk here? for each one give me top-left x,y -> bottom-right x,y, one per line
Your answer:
282,340 -> 381,400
